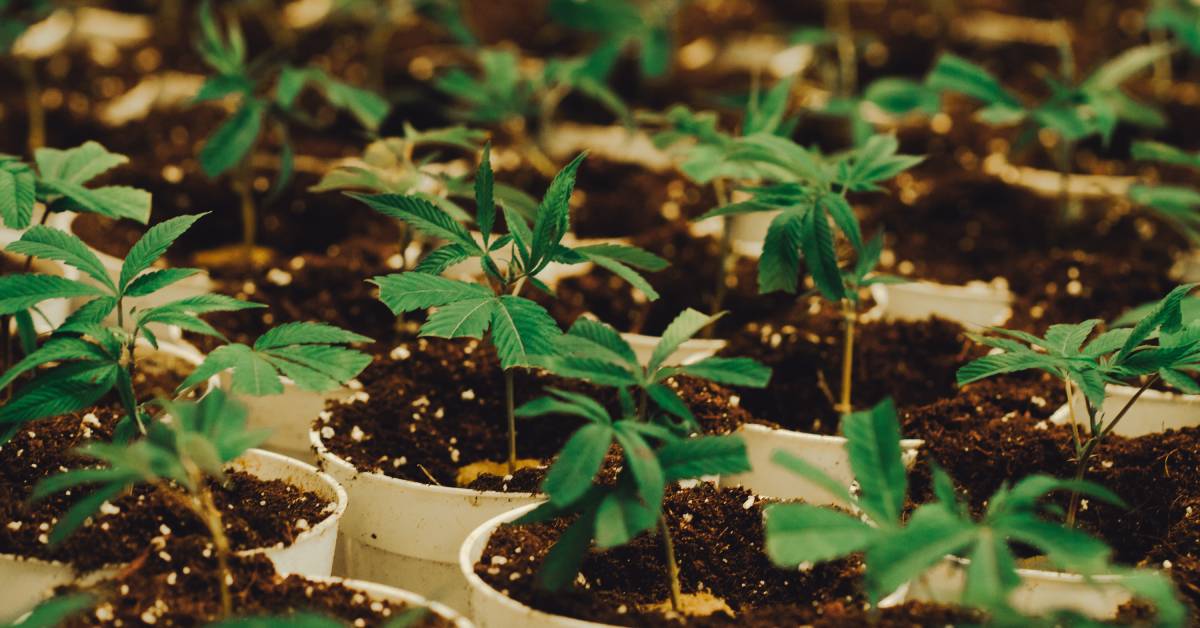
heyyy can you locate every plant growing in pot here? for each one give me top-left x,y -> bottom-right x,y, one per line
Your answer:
435,47 -> 629,177
706,133 -> 919,415
645,75 -> 797,315
957,284 -> 1200,527
493,389 -> 752,615
31,389 -> 268,618
357,147 -> 666,475
546,0 -> 684,82
925,45 -> 1168,218
192,0 -> 389,265
764,397 -> 1186,624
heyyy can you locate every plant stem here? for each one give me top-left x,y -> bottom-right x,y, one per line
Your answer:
658,515 -> 682,612
835,299 -> 857,416
504,368 -> 517,474
1065,375 -> 1158,527
637,388 -> 648,422
709,178 -> 733,323
18,57 -> 44,156
826,0 -> 856,98
1057,139 -> 1079,223
198,484 -> 234,617
235,166 -> 257,262
1064,381 -> 1082,456
366,22 -> 394,91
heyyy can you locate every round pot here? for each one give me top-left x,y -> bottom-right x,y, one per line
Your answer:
905,556 -> 1131,620
621,332 -> 725,367
870,280 -> 1012,329
309,576 -> 476,628
224,373 -> 350,463
61,211 -> 213,326
720,423 -> 924,504
1049,384 -> 1200,438
0,448 -> 348,620
312,429 -> 542,613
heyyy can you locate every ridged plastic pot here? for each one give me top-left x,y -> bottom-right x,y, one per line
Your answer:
0,448 -> 348,621
871,280 -> 1012,329
1050,384 -> 1200,438
720,423 -> 924,505
312,429 -> 542,613
905,557 -> 1131,620
225,374 -> 350,463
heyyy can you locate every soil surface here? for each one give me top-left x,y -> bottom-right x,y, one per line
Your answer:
901,373 -> 1200,615
0,407 -> 334,573
317,337 -> 755,490
719,300 -> 974,435
63,536 -> 451,627
540,222 -> 796,337
475,482 -> 979,627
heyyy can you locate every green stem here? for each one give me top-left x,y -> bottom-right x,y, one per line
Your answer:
708,178 -> 733,332
1058,139 -> 1078,223
826,0 -> 856,98
18,57 -> 44,157
835,299 -> 857,416
235,166 -> 257,260
504,368 -> 516,474
659,515 -> 682,612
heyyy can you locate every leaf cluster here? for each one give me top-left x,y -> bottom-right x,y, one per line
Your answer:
703,134 -> 919,300
1127,141 -> 1200,246
547,0 -> 683,79
362,146 -> 666,369
545,309 -> 770,432
957,284 -> 1200,408
31,389 -> 270,547
514,388 -> 749,590
194,0 -> 389,183
764,399 -> 1184,625
0,141 -> 151,230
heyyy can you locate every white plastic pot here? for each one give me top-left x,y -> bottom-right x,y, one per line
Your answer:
720,423 -> 924,505
1049,384 -> 1200,438
225,374 -> 349,463
61,211 -> 213,324
871,280 -> 1013,329
0,448 -> 347,621
309,576 -> 476,628
462,502 -> 908,628
312,429 -> 542,613
621,332 -> 725,367
905,557 -> 1131,620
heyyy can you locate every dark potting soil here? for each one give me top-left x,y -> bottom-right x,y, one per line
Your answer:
539,222 -> 796,337
900,375 -> 1200,613
475,482 -> 979,627
63,536 -> 452,627
0,408 -> 334,573
317,337 -> 755,490
719,300 -> 974,435
184,235 -> 407,353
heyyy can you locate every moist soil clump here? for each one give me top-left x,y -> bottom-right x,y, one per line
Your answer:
720,301 -> 974,435
318,338 -> 756,490
539,222 -> 795,337
475,482 -> 976,626
900,375 -> 1200,614
0,408 -> 334,573
63,536 -> 451,627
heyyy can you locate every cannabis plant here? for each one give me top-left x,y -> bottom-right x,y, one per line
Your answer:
3,592 -> 92,627
0,142 -> 153,393
927,46 -> 1168,217
33,390 -> 269,618
547,0 -> 684,80
957,284 -> 1200,526
545,309 -> 771,432
0,213 -> 372,437
193,0 -> 389,261
765,398 -> 1185,626
703,133 -> 918,416
1127,140 -> 1200,246
514,388 -> 749,612
648,76 -> 797,315
361,147 -> 666,474
0,0 -> 53,154
436,47 -> 628,177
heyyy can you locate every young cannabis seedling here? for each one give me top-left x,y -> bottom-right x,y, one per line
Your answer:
436,47 -> 629,177
764,398 -> 1185,625
360,146 -> 666,475
927,46 -> 1168,217
648,75 -> 797,316
1127,140 -> 1200,246
514,388 -> 750,612
193,0 -> 389,262
957,284 -> 1200,526
33,390 -> 270,618
0,0 -> 53,154
703,133 -> 918,416
546,308 -> 771,432
547,0 -> 684,80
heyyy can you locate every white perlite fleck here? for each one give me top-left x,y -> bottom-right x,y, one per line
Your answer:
159,524 -> 171,536
266,268 -> 293,286
350,426 -> 365,442
166,572 -> 177,585
491,555 -> 508,565
6,521 -> 20,531
742,495 -> 755,509
158,551 -> 171,562
390,345 -> 412,360
321,426 -> 335,439
296,518 -> 310,531
461,389 -> 476,400
95,605 -> 114,621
